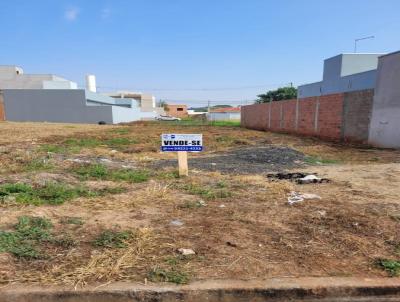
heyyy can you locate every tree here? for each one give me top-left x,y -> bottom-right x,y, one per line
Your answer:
255,86 -> 298,104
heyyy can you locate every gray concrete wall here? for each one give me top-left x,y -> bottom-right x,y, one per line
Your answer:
368,51 -> 400,148
2,89 -> 113,124
342,89 -> 374,142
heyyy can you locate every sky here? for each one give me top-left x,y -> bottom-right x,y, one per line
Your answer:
0,0 -> 399,106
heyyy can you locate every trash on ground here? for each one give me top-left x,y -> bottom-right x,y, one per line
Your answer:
267,172 -> 330,184
170,219 -> 184,226
297,174 -> 329,184
177,248 -> 196,256
226,241 -> 238,248
219,204 -> 226,208
287,191 -> 321,205
197,200 -> 207,207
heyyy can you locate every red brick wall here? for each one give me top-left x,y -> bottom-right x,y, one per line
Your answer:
240,91 -> 372,142
241,94 -> 344,141
281,99 -> 297,132
317,93 -> 344,139
241,103 -> 269,130
297,97 -> 318,136
269,101 -> 282,131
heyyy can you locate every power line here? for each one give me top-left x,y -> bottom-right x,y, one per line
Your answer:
78,82 -> 292,92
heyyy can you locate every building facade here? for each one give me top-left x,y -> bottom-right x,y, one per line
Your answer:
164,104 -> 188,118
0,66 -> 160,124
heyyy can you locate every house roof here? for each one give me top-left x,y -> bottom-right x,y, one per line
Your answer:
210,107 -> 240,113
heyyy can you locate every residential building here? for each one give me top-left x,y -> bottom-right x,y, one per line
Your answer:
0,66 -> 159,124
298,53 -> 384,98
208,107 -> 241,121
106,91 -> 165,116
164,104 -> 188,118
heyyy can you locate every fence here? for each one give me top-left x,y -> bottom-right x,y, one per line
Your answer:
241,89 -> 374,142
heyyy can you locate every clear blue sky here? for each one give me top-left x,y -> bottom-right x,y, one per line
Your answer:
1,1 -> 399,106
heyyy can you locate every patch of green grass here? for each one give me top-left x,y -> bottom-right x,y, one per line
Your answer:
110,169 -> 149,183
0,216 -> 53,259
105,137 -> 137,147
0,216 -> 80,259
94,230 -> 132,248
209,120 -> 241,127
304,156 -> 340,165
25,158 -> 54,172
72,164 -> 149,183
109,128 -> 130,135
376,258 -> 400,276
0,182 -> 95,206
15,216 -> 53,241
64,138 -> 102,148
183,183 -> 232,200
40,144 -> 66,153
156,170 -> 180,180
148,267 -> 189,284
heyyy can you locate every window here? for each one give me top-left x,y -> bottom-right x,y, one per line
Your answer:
177,108 -> 184,111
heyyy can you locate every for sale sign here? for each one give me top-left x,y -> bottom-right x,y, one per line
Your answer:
161,134 -> 203,152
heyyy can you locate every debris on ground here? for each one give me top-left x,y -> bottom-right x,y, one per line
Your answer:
267,172 -> 330,184
219,204 -> 226,208
177,248 -> 196,256
297,174 -> 329,184
287,191 -> 322,205
226,241 -> 238,248
197,200 -> 207,207
170,219 -> 184,226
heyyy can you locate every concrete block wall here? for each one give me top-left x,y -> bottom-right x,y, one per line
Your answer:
343,89 -> 374,142
241,89 -> 374,143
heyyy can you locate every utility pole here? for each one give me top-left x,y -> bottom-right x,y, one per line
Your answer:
354,36 -> 375,53
207,100 -> 210,113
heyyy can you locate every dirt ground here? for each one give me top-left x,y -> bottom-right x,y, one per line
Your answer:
1,121 -> 400,287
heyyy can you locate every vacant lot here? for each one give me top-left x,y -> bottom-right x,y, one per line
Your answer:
1,121 -> 400,287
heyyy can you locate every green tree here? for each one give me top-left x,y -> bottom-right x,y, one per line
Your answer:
255,86 -> 297,103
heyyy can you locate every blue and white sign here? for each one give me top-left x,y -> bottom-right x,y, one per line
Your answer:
161,134 -> 203,152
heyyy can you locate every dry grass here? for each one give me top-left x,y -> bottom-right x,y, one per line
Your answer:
1,121 -> 400,286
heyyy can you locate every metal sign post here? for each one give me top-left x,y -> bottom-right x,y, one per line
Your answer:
161,134 -> 203,177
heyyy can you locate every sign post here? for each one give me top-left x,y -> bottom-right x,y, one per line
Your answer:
161,134 -> 203,177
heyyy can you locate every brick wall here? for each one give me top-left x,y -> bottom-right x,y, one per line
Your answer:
297,97 -> 318,136
241,89 -> 373,143
165,104 -> 188,118
241,103 -> 269,130
317,93 -> 344,139
281,99 -> 297,132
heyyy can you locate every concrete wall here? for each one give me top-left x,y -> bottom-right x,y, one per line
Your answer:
343,89 -> 374,142
241,90 -> 374,142
2,89 -> 113,124
368,51 -> 400,148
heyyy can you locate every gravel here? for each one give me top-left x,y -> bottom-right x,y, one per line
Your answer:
153,146 -> 305,174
